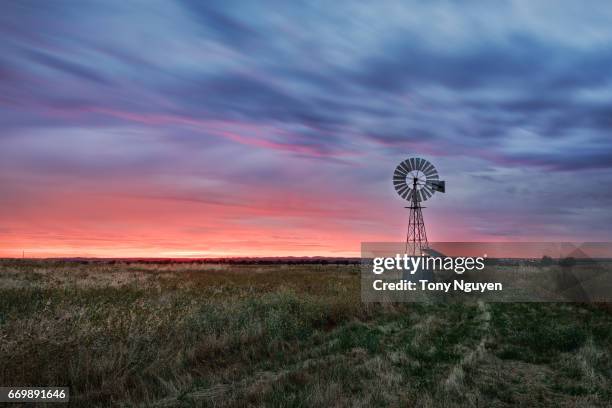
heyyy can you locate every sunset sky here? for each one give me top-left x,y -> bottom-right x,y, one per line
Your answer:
2,1 -> 612,257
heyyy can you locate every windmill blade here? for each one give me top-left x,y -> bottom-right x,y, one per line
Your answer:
423,167 -> 438,177
409,158 -> 417,171
422,185 -> 434,197
419,158 -> 429,172
422,162 -> 436,175
395,180 -> 409,189
424,166 -> 437,175
419,191 -> 428,202
396,184 -> 410,196
394,182 -> 408,191
393,168 -> 407,177
398,187 -> 411,198
415,158 -> 423,171
421,164 -> 433,176
395,164 -> 408,176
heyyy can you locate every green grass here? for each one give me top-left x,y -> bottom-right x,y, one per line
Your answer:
0,260 -> 610,407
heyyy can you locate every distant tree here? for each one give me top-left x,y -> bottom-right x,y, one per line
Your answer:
541,255 -> 554,266
559,256 -> 576,268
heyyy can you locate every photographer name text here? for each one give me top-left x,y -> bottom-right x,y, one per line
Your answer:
372,279 -> 502,293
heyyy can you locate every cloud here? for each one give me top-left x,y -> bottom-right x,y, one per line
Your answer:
2,0 -> 612,255
24,49 -> 112,85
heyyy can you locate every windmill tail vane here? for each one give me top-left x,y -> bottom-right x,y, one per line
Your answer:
393,158 -> 446,255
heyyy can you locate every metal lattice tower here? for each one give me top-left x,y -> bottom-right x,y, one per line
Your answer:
405,177 -> 429,255
393,158 -> 445,255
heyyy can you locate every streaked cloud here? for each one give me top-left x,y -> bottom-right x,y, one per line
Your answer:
1,0 -> 612,256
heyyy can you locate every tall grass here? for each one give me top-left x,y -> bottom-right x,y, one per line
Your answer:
0,261 -> 610,407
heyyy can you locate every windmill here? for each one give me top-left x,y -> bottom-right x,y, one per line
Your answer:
393,158 -> 445,255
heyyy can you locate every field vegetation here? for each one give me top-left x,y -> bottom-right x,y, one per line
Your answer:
0,260 -> 610,407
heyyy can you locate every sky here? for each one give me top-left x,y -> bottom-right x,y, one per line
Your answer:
1,1 -> 612,257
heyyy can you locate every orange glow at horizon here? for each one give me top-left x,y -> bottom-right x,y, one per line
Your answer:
0,181 -> 467,258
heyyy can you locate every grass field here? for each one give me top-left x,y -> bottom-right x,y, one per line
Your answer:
0,260 -> 610,407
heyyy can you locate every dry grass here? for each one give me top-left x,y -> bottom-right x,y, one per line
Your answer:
0,260 -> 610,407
